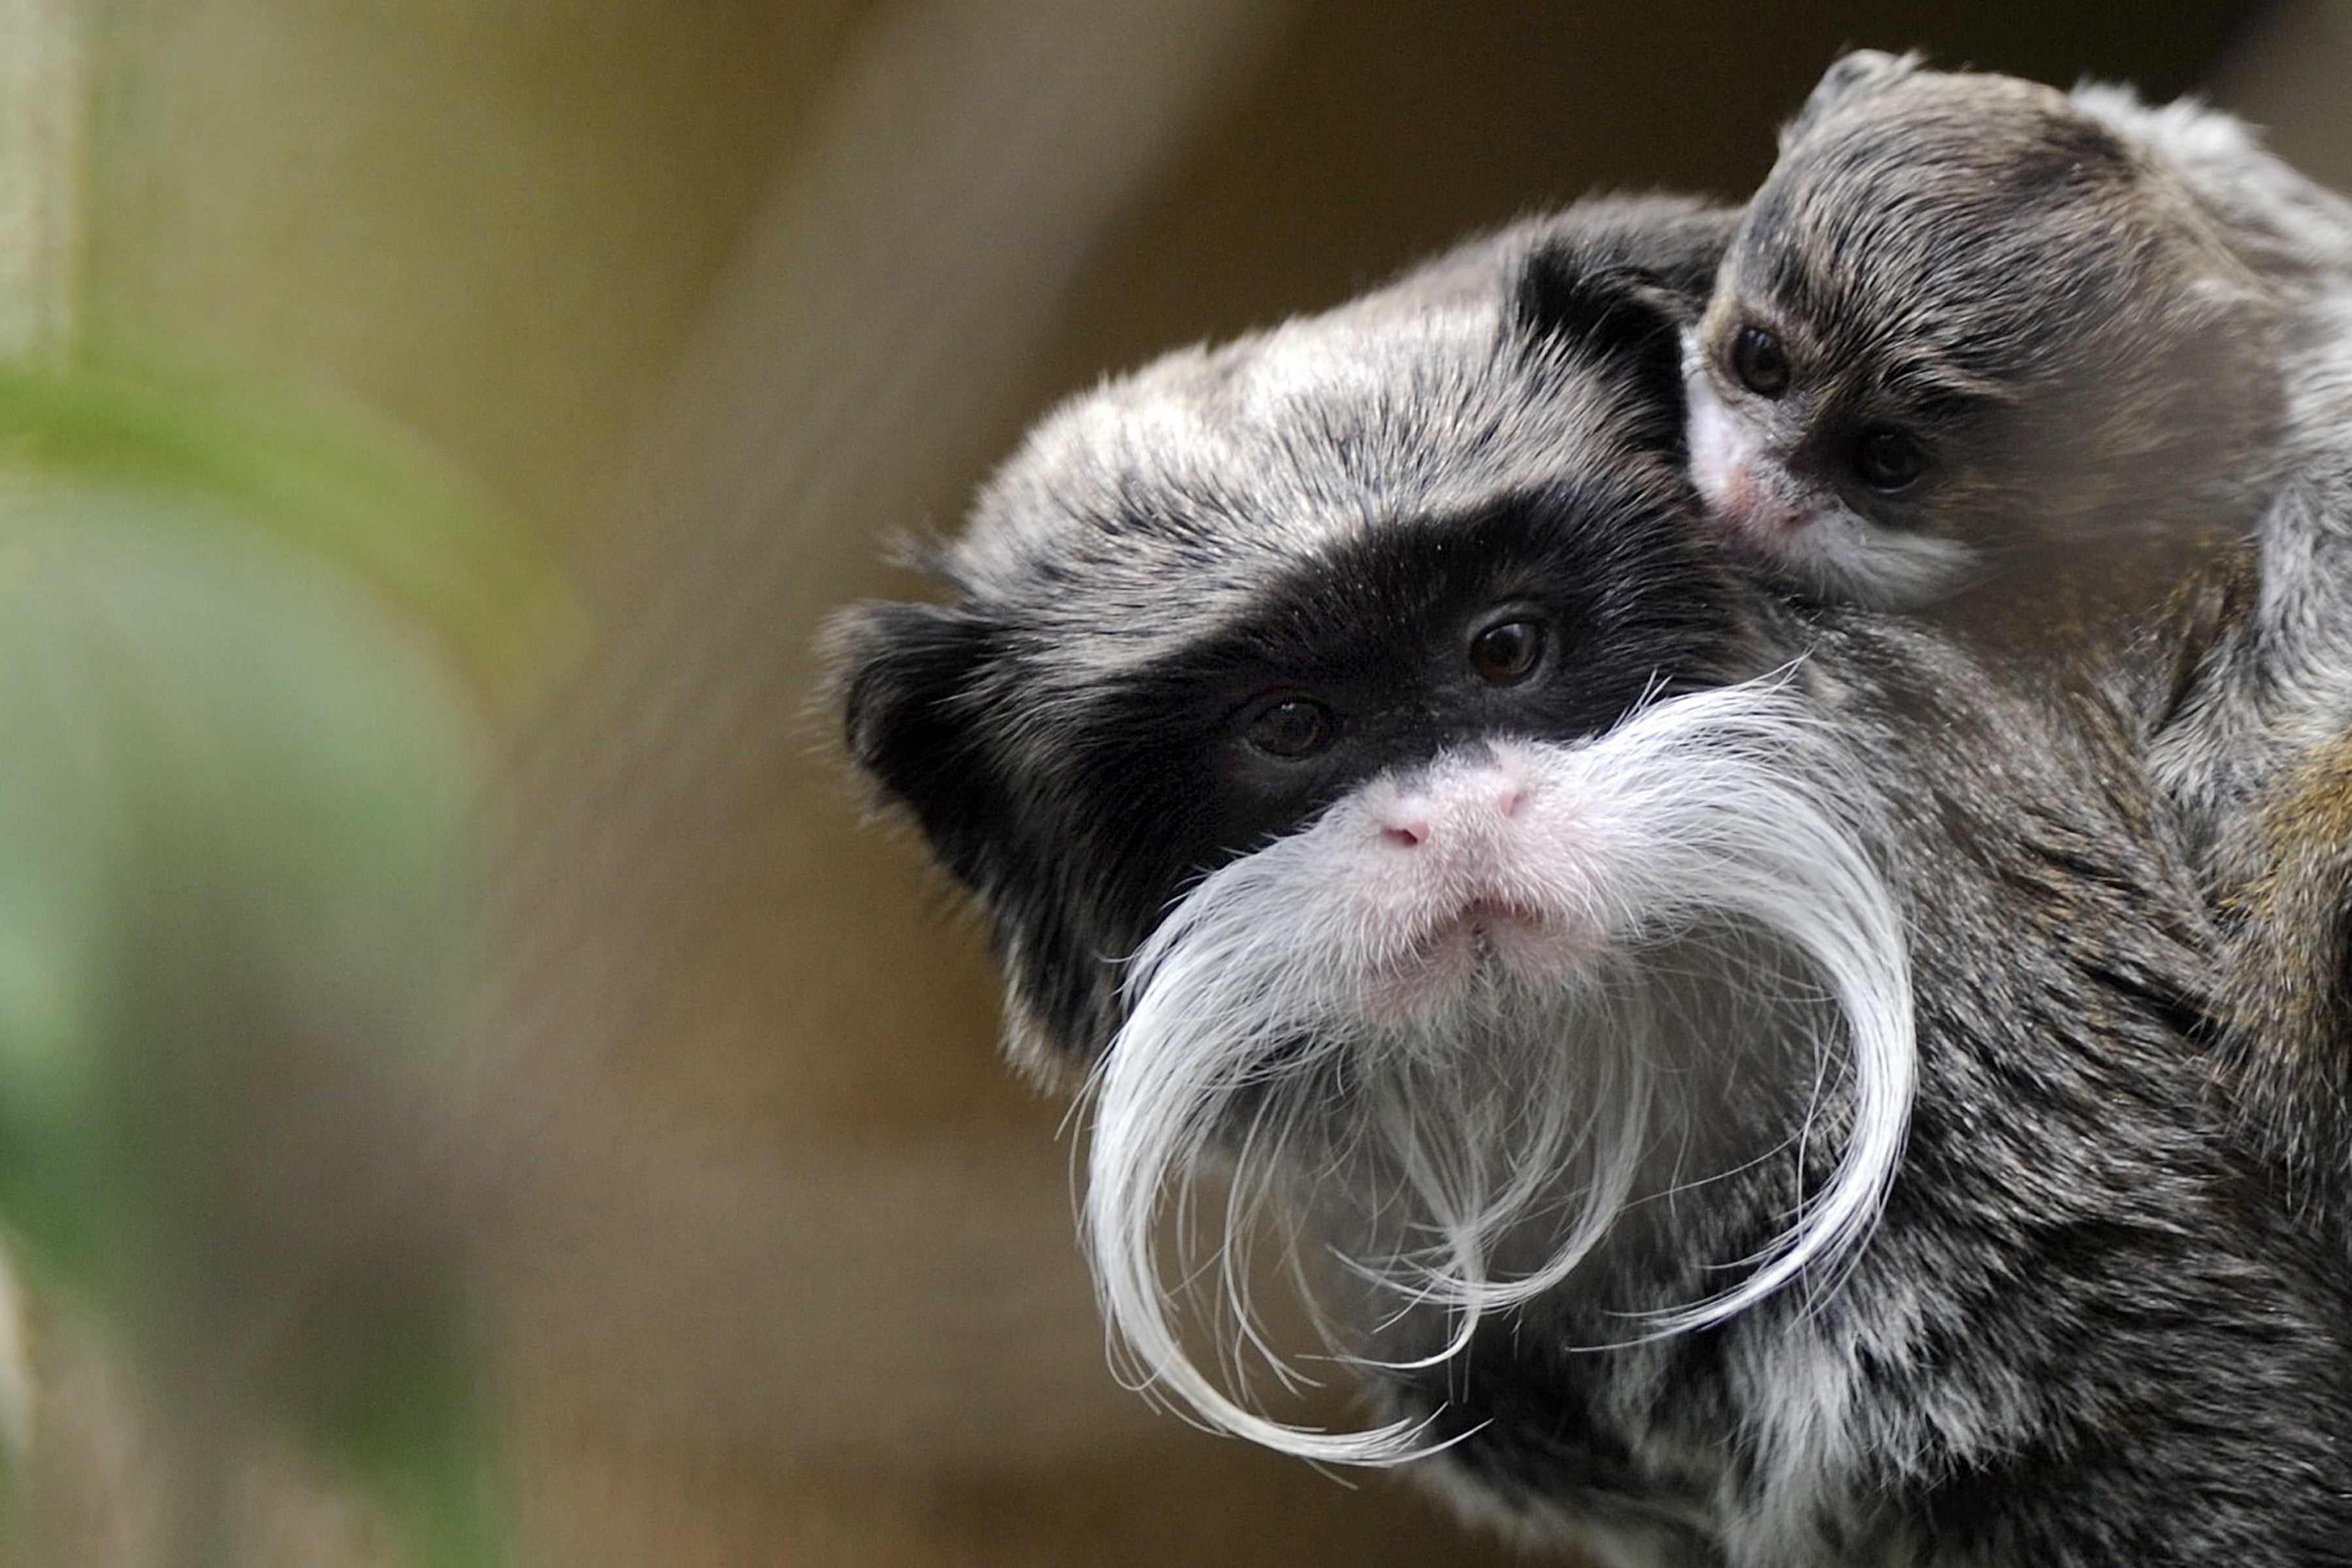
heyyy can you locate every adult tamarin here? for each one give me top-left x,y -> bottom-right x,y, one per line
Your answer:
829,201 -> 2352,1564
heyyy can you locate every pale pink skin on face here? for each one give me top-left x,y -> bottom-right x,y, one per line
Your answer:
1308,743 -> 1625,1025
1686,354 -> 1823,549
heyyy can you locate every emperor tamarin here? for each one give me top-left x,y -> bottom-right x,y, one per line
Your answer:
829,199 -> 2352,1564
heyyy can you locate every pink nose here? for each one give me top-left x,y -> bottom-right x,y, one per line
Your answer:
1380,816 -> 1430,849
1374,771 -> 1528,849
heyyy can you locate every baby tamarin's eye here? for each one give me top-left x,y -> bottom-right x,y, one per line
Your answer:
1469,618 -> 1546,685
1729,325 -> 1791,397
1852,427 -> 1928,493
1241,694 -> 1337,759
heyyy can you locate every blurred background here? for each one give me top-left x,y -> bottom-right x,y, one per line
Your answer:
1,1 -> 2342,1563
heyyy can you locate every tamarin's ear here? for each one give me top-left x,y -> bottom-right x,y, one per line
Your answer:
1512,255 -> 1688,446
1785,49 -> 1923,145
825,600 -> 1004,889
826,597 -> 1123,1068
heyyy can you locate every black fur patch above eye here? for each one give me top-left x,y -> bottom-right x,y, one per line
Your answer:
1514,257 -> 1678,368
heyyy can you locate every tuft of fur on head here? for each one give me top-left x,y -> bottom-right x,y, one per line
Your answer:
1688,51 -> 2288,609
2068,78 -> 2352,301
1084,678 -> 1912,1462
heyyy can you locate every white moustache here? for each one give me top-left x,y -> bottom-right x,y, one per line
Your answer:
1081,676 -> 1916,1464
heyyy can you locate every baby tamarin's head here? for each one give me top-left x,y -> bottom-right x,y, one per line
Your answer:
1690,51 -> 2279,608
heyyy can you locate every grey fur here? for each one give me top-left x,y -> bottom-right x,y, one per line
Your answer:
829,199 -> 2352,1564
833,194 -> 1735,1078
1689,52 -> 2352,612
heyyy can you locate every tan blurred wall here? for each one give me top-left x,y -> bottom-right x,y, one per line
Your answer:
82,0 -> 868,553
54,3 -> 2306,1565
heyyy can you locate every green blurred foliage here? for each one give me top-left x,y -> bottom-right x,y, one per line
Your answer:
0,367 -> 572,1567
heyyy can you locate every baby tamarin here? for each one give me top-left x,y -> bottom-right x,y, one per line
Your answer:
830,199 -> 2352,1564
1686,50 -> 2352,612
1694,52 -> 2352,1224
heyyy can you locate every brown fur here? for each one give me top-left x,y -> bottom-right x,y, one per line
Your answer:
2217,734 -> 2352,1217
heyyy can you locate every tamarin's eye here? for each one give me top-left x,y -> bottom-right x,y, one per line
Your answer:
1242,695 -> 1337,759
1853,427 -> 1928,491
1469,619 -> 1546,685
1730,326 -> 1791,397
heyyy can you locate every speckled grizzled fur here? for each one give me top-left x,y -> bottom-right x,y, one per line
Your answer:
1688,56 -> 2278,604
829,201 -> 2352,1564
834,194 -> 1741,1079
2207,727 -> 2352,1207
1702,54 -> 2352,818
1406,600 -> 2352,1565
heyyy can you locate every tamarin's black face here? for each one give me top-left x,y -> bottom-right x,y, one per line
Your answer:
832,199 -> 1763,1071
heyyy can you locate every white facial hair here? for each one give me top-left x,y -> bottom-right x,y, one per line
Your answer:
1079,676 -> 1916,1464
